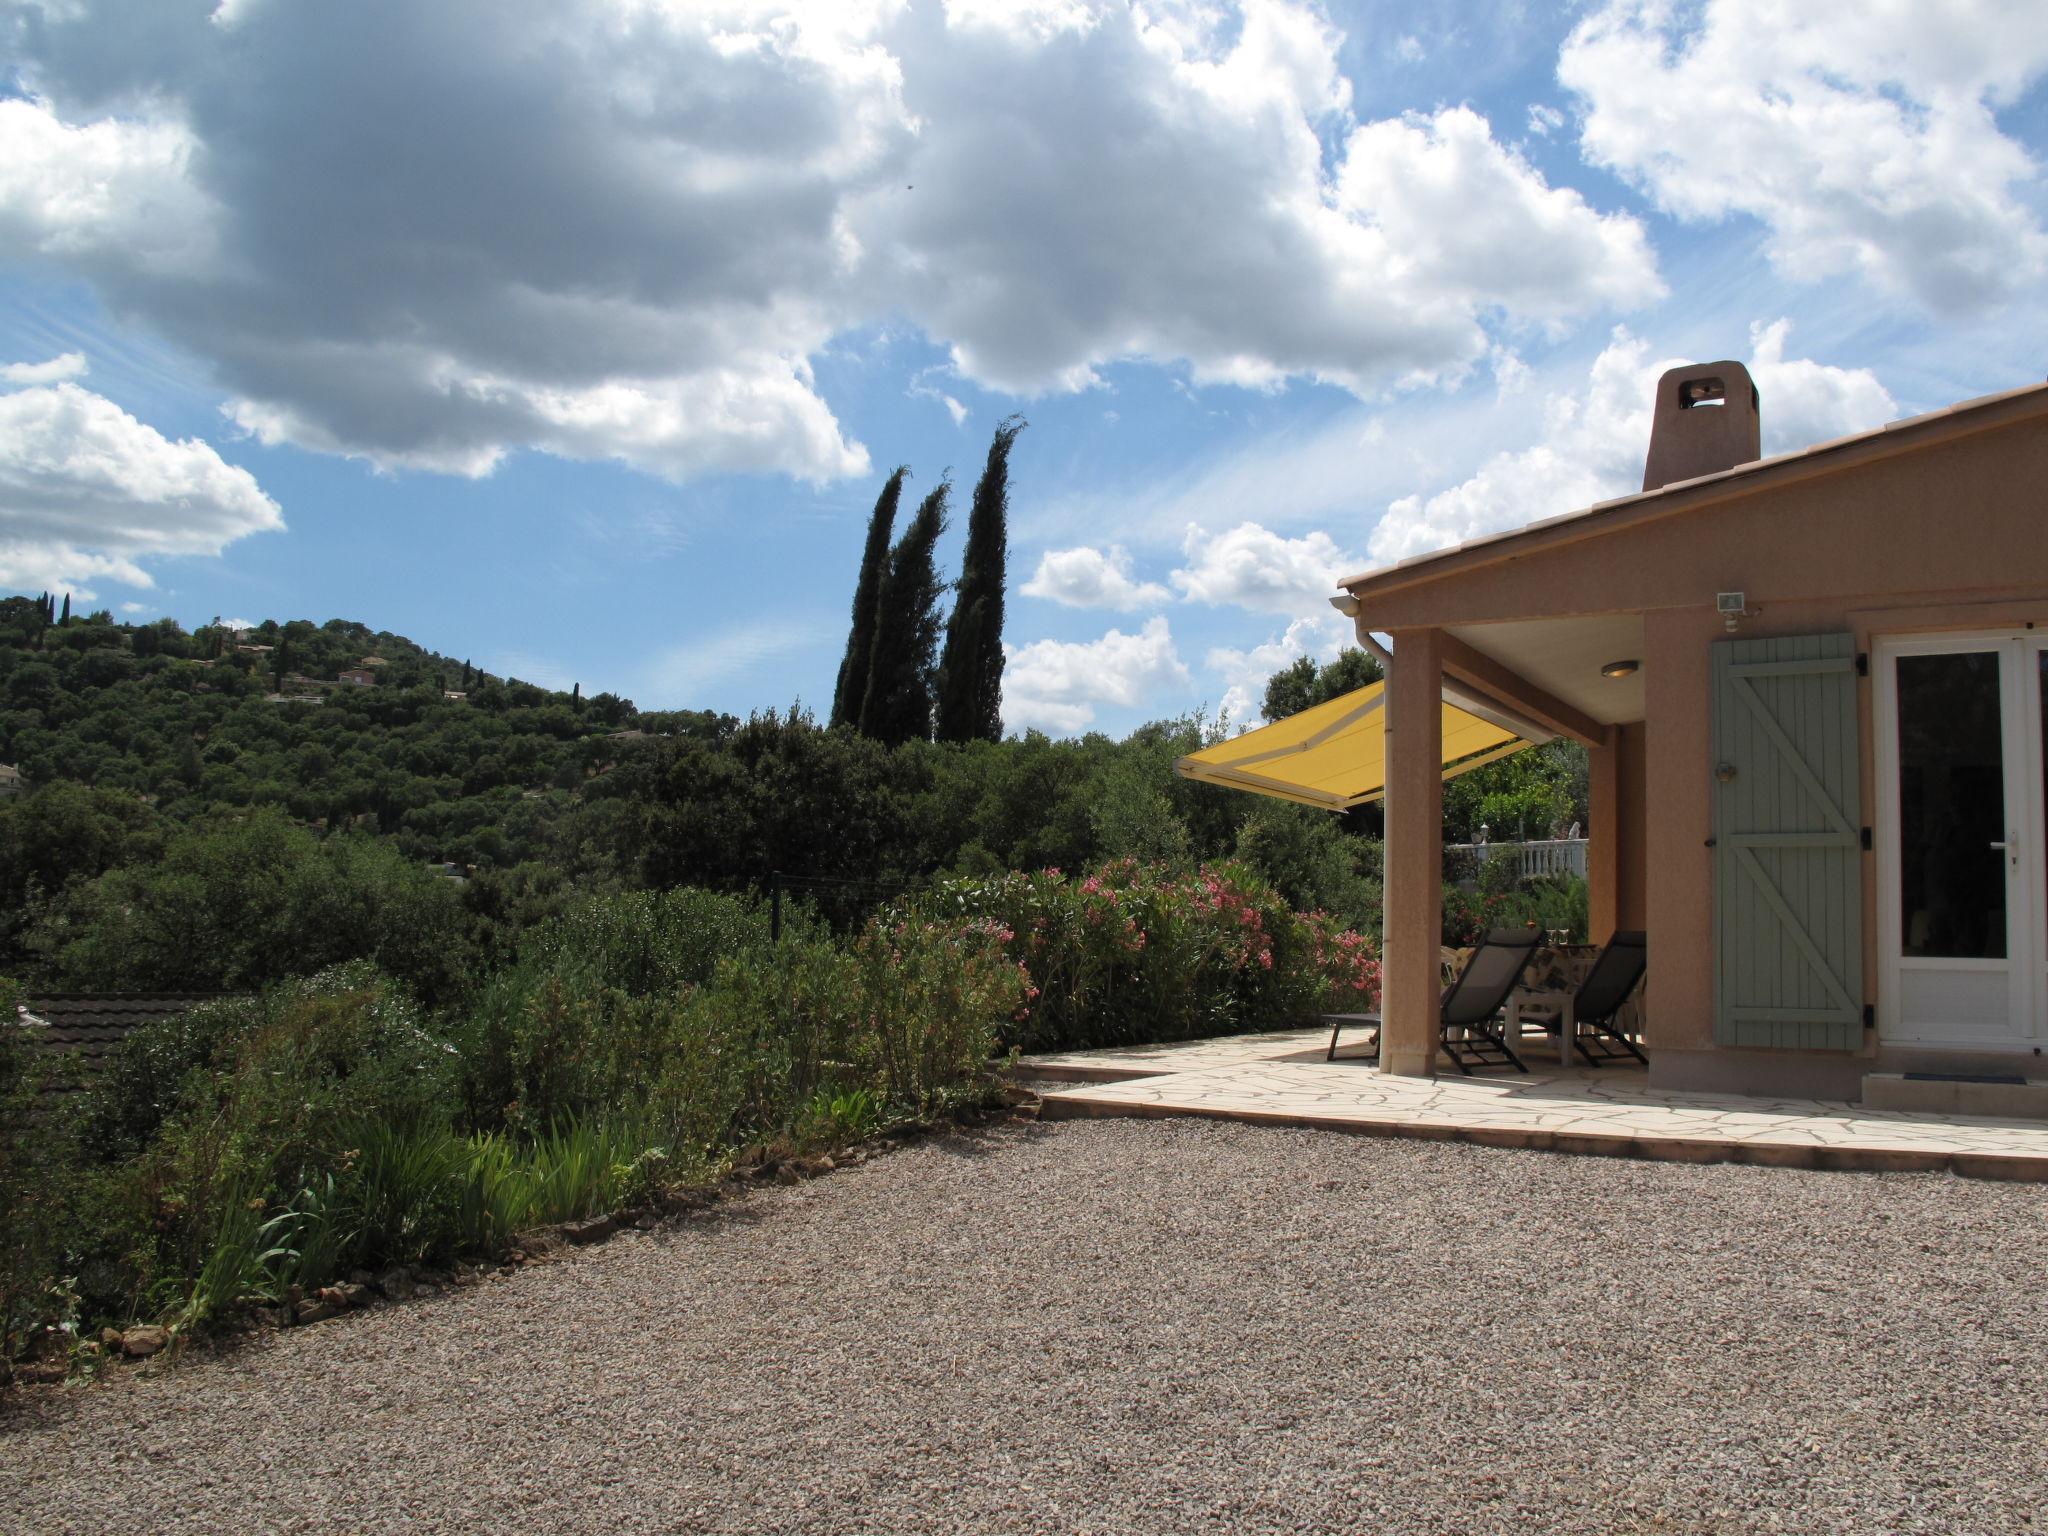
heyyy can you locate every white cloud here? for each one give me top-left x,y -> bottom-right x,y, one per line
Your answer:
1331,107 -> 1662,328
1171,522 -> 1359,613
1002,615 -> 1191,733
861,16 -> 1660,397
907,369 -> 969,425
1206,611 -> 1350,727
0,97 -> 218,277
1020,544 -> 1169,610
632,620 -> 834,709
1561,0 -> 2048,312
0,376 -> 284,597
2,1 -> 1660,486
0,9 -> 891,485
1746,320 -> 1901,454
1526,103 -> 1563,137
1,353 -> 88,385
1366,322 -> 1897,565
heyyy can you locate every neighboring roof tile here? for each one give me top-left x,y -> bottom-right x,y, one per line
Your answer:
15,993 -> 233,1071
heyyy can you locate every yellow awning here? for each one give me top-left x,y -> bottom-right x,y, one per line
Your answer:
1173,681 -> 1532,811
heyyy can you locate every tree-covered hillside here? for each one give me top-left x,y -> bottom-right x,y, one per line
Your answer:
0,601 -> 715,869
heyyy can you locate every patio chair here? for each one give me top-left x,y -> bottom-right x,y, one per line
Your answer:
1548,930 -> 1648,1066
1325,927 -> 1543,1074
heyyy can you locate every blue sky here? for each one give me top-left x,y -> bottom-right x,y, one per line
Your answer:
3,0 -> 2045,732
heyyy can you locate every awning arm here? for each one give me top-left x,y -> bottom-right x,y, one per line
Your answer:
1356,633 -> 1559,746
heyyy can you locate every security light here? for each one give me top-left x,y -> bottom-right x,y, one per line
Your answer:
1600,659 -> 1640,679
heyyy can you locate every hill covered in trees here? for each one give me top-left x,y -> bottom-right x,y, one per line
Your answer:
0,600 -> 723,867
0,597 -> 1589,997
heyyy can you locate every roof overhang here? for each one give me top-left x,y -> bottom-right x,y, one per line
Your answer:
1338,380 -> 2048,603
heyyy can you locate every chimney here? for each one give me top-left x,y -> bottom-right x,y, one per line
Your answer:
1642,360 -> 1760,492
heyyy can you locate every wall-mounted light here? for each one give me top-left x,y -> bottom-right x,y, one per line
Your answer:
1600,659 -> 1640,679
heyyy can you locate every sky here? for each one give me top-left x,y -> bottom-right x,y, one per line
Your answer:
2,0 -> 2045,734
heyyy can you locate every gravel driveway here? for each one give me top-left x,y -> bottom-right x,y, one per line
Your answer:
4,1117 -> 2045,1536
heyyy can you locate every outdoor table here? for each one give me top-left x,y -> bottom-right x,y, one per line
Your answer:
1504,988 -> 1576,1068
1505,942 -> 1598,1068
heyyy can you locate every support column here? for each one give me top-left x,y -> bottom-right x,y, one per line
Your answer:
1587,727 -> 1620,943
1381,626 -> 1444,1077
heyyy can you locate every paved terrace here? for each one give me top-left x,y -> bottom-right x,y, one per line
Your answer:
1021,1028 -> 2048,1181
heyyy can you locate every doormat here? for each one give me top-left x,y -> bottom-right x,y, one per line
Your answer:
1902,1071 -> 2027,1084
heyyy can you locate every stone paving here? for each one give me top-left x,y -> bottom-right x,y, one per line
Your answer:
1020,1028 -> 2048,1180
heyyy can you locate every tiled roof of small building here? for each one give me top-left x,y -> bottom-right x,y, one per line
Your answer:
15,993 -> 231,1071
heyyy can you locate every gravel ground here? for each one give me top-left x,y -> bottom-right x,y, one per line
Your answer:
4,1117 -> 2047,1536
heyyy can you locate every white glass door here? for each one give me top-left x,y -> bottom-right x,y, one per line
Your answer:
1875,634 -> 2043,1048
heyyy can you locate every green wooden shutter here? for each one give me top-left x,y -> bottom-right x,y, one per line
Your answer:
1712,632 -> 1865,1049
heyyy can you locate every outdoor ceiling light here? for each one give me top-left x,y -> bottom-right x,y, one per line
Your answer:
1600,659 -> 1640,679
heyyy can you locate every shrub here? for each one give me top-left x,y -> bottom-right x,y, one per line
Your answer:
453,886 -> 803,1133
923,859 -> 1377,1053
31,811 -> 473,1004
1,980 -> 88,1367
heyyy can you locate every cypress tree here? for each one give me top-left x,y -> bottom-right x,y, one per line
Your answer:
831,466 -> 910,728
936,416 -> 1024,743
858,479 -> 950,746
58,593 -> 70,626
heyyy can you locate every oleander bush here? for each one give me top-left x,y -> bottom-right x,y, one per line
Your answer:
921,857 -> 1379,1053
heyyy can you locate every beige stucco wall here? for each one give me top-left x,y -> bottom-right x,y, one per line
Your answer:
1614,721 -> 1648,931
1355,409 -> 2048,1099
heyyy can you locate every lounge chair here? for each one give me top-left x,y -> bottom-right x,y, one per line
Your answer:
1546,930 -> 1647,1066
1324,927 -> 1544,1074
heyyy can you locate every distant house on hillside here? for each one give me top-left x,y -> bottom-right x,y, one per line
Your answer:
442,690 -> 468,702
336,669 -> 376,687
0,764 -> 22,798
234,643 -> 274,655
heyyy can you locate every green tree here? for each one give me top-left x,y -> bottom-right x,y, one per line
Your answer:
1443,739 -> 1588,843
1260,647 -> 1384,723
936,417 -> 1024,744
33,810 -> 473,1003
858,480 -> 949,746
58,594 -> 70,627
831,465 -> 909,729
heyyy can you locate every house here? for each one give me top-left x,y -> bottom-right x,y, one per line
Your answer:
0,764 -> 21,798
336,668 -> 376,687
1326,365 -> 2048,1105
358,656 -> 388,668
442,690 -> 467,702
